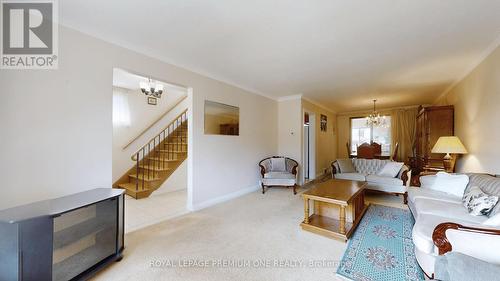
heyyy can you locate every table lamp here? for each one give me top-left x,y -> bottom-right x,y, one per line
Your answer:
431,136 -> 468,172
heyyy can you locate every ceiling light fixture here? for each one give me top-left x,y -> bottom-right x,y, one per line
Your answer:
140,78 -> 164,98
366,99 -> 388,128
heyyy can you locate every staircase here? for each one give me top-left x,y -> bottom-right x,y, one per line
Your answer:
114,110 -> 188,199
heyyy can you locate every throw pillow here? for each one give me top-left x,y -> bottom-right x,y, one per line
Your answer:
377,162 -> 404,178
430,172 -> 469,198
337,159 -> 356,173
270,158 -> 286,172
462,186 -> 499,216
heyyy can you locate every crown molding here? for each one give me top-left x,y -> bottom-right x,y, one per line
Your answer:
434,32 -> 500,104
301,96 -> 337,114
337,104 -> 421,116
276,94 -> 337,114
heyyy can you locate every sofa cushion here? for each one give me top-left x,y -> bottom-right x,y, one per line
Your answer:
335,173 -> 366,181
366,174 -> 403,186
413,214 -> 450,254
264,172 -> 295,179
262,172 -> 295,186
352,158 -> 390,175
462,186 -> 499,216
377,162 -> 404,178
407,186 -> 462,206
337,159 -> 356,173
430,172 -> 469,198
413,198 -> 486,225
419,175 -> 437,189
466,174 -> 500,217
435,252 -> 500,281
270,158 -> 286,172
365,183 -> 406,194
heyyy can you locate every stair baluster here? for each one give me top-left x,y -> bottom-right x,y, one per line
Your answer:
123,109 -> 188,198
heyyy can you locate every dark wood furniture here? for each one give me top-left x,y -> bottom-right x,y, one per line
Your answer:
350,152 -> 391,160
219,123 -> 239,135
357,143 -> 375,159
412,105 -> 454,175
371,142 -> 382,154
352,142 -> 390,159
0,189 -> 125,281
432,223 -> 500,256
300,179 -> 368,241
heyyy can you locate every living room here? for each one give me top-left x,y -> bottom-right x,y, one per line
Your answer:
1,1 -> 499,281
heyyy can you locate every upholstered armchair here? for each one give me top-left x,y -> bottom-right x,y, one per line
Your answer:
259,156 -> 299,194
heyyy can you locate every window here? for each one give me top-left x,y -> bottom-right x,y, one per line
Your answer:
350,117 -> 391,154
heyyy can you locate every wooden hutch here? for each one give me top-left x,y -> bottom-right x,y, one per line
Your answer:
410,105 -> 454,177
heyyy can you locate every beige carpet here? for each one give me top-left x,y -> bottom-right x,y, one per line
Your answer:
92,187 -> 405,281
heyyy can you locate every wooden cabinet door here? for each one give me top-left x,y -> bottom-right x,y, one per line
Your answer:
427,107 -> 454,160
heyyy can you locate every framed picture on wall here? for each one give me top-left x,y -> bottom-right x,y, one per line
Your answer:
320,114 -> 327,132
147,96 -> 157,105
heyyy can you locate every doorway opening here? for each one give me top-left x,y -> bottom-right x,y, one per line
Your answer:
303,112 -> 316,184
112,68 -> 190,233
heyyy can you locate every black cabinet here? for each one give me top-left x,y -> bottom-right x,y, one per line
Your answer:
0,188 -> 124,281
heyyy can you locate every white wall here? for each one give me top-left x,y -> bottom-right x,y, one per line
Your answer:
276,97 -> 337,184
277,98 -> 302,163
0,26 -> 278,210
190,87 -> 278,209
301,99 -> 337,178
434,45 -> 500,174
153,161 -> 187,195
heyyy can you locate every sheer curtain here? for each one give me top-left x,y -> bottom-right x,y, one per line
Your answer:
391,108 -> 418,162
112,91 -> 131,127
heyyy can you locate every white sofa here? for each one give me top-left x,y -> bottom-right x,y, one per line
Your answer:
259,156 -> 299,194
408,173 -> 500,278
331,158 -> 411,203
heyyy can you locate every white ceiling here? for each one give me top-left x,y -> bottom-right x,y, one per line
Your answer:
112,68 -> 186,92
60,1 -> 500,112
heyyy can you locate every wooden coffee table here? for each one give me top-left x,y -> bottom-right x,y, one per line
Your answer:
300,179 -> 368,241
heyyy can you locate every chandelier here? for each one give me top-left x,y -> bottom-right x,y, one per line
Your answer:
140,78 -> 164,98
366,99 -> 388,127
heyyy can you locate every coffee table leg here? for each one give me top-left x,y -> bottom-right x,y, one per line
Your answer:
339,206 -> 346,234
303,198 -> 309,224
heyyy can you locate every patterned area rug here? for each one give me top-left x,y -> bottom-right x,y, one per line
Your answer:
336,204 -> 424,281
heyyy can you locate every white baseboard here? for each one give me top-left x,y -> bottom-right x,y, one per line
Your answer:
189,185 -> 260,211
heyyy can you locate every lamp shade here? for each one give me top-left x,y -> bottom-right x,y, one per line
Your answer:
431,136 -> 468,154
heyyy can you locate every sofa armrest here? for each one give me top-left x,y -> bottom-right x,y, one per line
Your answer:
259,164 -> 266,178
331,161 -> 338,177
290,163 -> 298,176
398,165 -> 411,187
433,222 -> 500,255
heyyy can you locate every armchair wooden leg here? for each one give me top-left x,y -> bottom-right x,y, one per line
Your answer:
403,192 -> 408,205
262,184 -> 266,194
293,184 -> 297,195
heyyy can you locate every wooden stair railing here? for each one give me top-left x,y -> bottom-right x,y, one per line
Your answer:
115,109 -> 188,199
